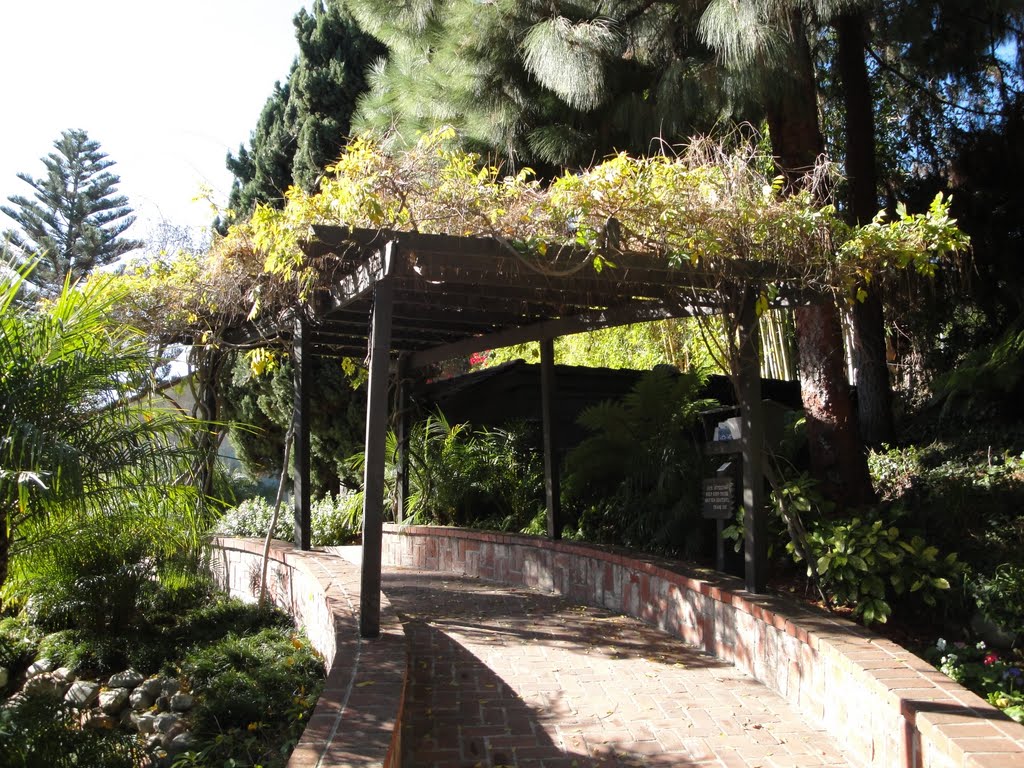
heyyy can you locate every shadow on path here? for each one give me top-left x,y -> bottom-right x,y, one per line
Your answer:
383,570 -> 850,768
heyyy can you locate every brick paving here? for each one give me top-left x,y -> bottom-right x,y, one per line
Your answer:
382,568 -> 853,768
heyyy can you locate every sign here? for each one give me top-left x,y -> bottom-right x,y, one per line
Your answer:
702,477 -> 734,520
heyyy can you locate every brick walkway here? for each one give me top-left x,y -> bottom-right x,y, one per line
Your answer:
382,568 -> 853,768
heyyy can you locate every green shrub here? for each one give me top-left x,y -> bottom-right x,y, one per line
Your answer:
215,491 -> 362,546
0,617 -> 40,692
969,564 -> 1024,642
0,690 -> 141,767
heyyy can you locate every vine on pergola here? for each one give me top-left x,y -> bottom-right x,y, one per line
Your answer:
118,128 -> 968,370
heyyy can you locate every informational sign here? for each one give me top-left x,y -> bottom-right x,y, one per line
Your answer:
702,477 -> 734,519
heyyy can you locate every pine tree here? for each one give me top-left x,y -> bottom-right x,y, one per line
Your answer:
226,0 -> 385,218
1,129 -> 142,293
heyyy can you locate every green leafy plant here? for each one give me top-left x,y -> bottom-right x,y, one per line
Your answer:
926,639 -> 1024,724
970,564 -> 1024,643
563,367 -> 715,557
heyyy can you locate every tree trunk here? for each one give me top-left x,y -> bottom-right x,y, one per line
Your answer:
837,10 -> 894,446
0,504 -> 9,602
768,8 -> 876,507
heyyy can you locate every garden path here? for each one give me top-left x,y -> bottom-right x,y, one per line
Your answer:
380,568 -> 853,768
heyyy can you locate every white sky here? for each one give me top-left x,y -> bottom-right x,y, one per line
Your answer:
0,1 -> 310,244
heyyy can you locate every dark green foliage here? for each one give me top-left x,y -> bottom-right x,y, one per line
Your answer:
0,617 -> 40,693
563,368 -> 715,557
970,565 -> 1024,643
380,413 -> 545,531
226,0 -> 385,219
176,628 -> 324,768
1,129 -> 142,293
0,690 -> 141,768
217,350 -> 366,493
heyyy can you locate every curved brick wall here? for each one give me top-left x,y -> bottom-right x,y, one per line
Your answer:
210,537 -> 407,768
382,524 -> 1024,768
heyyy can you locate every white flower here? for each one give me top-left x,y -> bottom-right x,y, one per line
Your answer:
977,640 -> 987,651
936,638 -> 947,652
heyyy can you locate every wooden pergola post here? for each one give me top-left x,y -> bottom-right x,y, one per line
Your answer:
292,312 -> 311,551
736,288 -> 767,593
360,272 -> 395,638
395,353 -> 411,524
540,337 -> 562,540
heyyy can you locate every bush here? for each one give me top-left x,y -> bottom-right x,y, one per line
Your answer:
0,617 -> 40,693
215,492 -> 362,546
970,564 -> 1024,642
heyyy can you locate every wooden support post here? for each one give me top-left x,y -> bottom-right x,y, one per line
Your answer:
292,313 -> 311,551
540,337 -> 562,540
395,353 -> 411,525
360,276 -> 394,638
737,289 -> 767,593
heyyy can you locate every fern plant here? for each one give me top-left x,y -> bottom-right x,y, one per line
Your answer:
563,367 -> 716,556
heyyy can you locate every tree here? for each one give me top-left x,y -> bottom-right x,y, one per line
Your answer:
226,0 -> 385,218
1,129 -> 142,294
0,261 -> 203,602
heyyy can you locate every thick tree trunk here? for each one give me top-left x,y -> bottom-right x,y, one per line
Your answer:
837,10 -> 894,446
768,8 -> 876,507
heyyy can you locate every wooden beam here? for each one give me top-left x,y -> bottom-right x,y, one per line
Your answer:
292,313 -> 311,551
409,302 -> 693,368
359,249 -> 395,638
541,338 -> 562,540
736,288 -> 767,593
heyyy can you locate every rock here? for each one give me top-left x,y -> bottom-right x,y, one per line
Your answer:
24,673 -> 66,697
64,680 -> 100,709
81,710 -> 117,730
0,667 -> 8,689
52,667 -> 75,683
159,721 -> 186,749
159,679 -> 180,697
131,711 -> 158,734
145,734 -> 163,751
138,676 -> 164,698
155,694 -> 170,712
26,658 -> 56,678
169,692 -> 194,712
129,687 -> 155,711
98,687 -> 130,714
108,668 -> 145,689
154,711 -> 182,734
167,731 -> 196,754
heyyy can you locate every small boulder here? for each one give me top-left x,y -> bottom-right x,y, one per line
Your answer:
160,721 -> 186,749
138,676 -> 164,698
129,687 -> 155,711
26,658 -> 56,678
159,679 -> 180,697
154,711 -> 182,734
155,694 -> 170,712
169,692 -> 194,712
98,687 -> 130,715
64,680 -> 100,709
167,731 -> 196,754
25,673 -> 66,697
81,710 -> 117,730
131,711 -> 158,735
108,668 -> 145,689
52,667 -> 76,683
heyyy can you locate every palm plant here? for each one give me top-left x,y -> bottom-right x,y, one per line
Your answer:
0,261 -> 205,609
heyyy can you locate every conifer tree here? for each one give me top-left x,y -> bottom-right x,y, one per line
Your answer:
1,129 -> 142,293
226,0 -> 385,218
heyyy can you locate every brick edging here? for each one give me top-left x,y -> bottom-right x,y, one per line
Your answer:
382,524 -> 1024,768
210,537 -> 407,768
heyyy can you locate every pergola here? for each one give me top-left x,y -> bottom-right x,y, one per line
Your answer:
285,225 -> 790,637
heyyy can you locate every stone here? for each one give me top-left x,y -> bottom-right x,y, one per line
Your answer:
81,710 -> 117,730
129,687 -> 155,711
64,680 -> 100,709
52,667 -> 75,683
159,679 -> 180,697
98,687 -> 130,714
108,668 -> 145,689
131,711 -> 158,735
159,721 -> 186,749
155,694 -> 170,712
169,692 -> 194,711
24,673 -> 66,697
138,676 -> 164,698
26,658 -> 56,678
154,711 -> 182,734
167,731 -> 196,754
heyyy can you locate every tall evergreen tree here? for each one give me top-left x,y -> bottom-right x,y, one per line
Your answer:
226,0 -> 385,218
1,129 -> 142,294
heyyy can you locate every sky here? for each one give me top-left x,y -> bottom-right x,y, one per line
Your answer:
0,1 -> 310,245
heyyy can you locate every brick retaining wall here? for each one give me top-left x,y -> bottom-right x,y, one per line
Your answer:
210,538 -> 407,768
381,524 -> 1024,768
